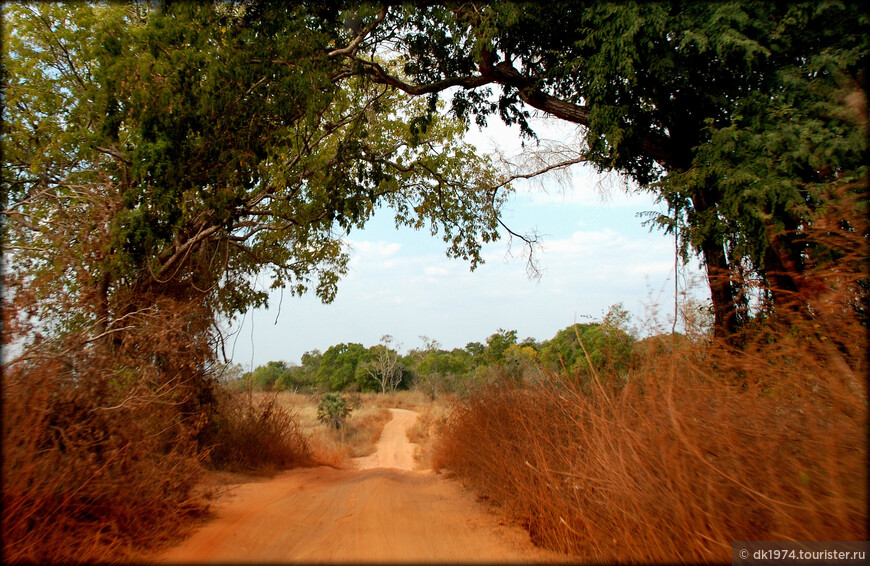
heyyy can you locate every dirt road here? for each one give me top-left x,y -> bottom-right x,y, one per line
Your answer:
157,408 -> 564,563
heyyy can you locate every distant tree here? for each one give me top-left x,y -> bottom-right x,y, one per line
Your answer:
274,364 -> 312,393
364,335 -> 404,394
315,344 -> 368,391
539,305 -> 637,381
249,361 -> 292,391
408,337 -> 472,398
465,342 -> 486,360
483,329 -> 519,365
502,343 -> 542,382
296,350 -> 324,387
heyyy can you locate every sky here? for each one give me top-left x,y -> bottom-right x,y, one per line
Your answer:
224,117 -> 709,369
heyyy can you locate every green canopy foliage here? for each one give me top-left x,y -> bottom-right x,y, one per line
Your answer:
2,2 -> 507,356
315,343 -> 372,391
335,1 -> 868,338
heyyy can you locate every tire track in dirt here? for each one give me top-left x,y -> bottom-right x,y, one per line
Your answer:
156,408 -> 565,563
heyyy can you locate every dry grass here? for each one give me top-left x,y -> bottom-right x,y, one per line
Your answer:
1,307 -> 213,563
436,189 -> 869,561
1,299 -> 316,563
354,389 -> 433,411
204,391 -> 312,474
435,323 -> 868,561
270,391 -> 416,467
407,398 -> 453,470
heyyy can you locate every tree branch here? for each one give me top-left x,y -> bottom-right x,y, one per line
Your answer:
348,54 -> 679,169
328,6 -> 389,57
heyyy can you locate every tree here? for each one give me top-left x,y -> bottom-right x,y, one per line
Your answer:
409,337 -> 473,398
317,393 -> 352,430
483,328 -> 518,364
539,305 -> 637,380
248,361 -> 295,391
331,1 -> 868,340
2,3 -> 507,381
316,343 -> 371,391
365,334 -> 404,393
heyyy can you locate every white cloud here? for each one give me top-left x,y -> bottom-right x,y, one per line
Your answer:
423,266 -> 450,276
347,239 -> 401,258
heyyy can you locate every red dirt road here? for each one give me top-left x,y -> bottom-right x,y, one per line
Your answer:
157,408 -> 564,563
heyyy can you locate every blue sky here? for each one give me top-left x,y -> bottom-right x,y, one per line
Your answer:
224,118 -> 709,369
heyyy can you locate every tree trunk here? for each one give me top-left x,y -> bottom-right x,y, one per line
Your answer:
700,238 -> 739,339
690,184 -> 739,340
762,242 -> 802,312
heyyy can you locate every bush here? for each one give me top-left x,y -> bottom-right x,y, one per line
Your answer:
1,315 -> 212,563
435,324 -> 867,561
317,393 -> 352,429
1,297 -> 314,561
205,391 -> 312,473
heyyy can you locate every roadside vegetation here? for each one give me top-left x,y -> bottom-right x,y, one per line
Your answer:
1,308 -> 313,563
431,200 -> 868,561
267,390 -> 438,469
434,314 -> 867,561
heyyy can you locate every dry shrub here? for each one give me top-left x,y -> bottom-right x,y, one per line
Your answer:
1,302 -> 213,563
1,295 -> 316,562
436,323 -> 867,562
269,392 -> 353,468
272,392 -> 395,466
305,405 -> 392,466
437,187 -> 867,561
204,391 -> 312,474
408,401 -> 452,470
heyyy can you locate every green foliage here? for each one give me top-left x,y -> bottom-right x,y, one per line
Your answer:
483,328 -> 518,364
345,1 -> 869,336
2,2 -> 508,354
315,343 -> 371,391
406,338 -> 476,399
316,393 -> 352,430
539,305 -> 637,382
259,305 -> 637,396
247,361 -> 288,391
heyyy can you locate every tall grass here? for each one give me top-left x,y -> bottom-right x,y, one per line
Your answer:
204,391 -> 312,473
2,344 -> 208,562
2,300 -> 313,562
435,322 -> 867,561
436,185 -> 868,561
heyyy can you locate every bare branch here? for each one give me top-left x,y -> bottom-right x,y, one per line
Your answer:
328,6 -> 389,57
491,155 -> 589,192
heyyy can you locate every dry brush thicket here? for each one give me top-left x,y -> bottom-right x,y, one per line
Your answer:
1,298 -> 312,563
435,192 -> 868,562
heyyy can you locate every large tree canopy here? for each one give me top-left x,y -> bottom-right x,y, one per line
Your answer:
2,2 -> 507,357
3,0 -> 866,364
331,0 -> 868,339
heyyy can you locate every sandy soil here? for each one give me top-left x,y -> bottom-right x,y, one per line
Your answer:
156,408 -> 565,563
